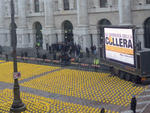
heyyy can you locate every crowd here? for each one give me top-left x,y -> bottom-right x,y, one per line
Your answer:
49,42 -> 82,65
0,42 -> 98,66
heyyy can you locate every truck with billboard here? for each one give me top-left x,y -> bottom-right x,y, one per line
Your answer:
100,26 -> 150,84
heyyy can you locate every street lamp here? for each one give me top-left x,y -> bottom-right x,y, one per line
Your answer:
10,0 -> 26,112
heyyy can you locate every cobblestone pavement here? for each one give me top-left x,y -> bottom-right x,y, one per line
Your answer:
0,61 -> 150,113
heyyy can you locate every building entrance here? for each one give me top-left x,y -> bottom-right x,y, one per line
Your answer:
98,19 -> 111,58
63,21 -> 73,44
34,22 -> 43,48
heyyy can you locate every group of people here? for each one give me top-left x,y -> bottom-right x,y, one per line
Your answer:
48,43 -> 81,57
86,45 -> 97,57
21,42 -> 98,65
51,43 -> 82,65
47,42 -> 83,63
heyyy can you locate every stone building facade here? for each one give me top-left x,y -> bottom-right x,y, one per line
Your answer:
0,0 -> 150,51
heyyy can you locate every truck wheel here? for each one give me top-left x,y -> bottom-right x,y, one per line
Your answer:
119,71 -> 125,79
109,67 -> 114,75
130,75 -> 134,82
125,74 -> 131,81
132,76 -> 141,84
136,76 -> 141,84
114,68 -> 119,76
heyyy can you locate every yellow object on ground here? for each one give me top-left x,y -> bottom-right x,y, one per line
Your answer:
0,60 -> 5,63
21,69 -> 147,106
0,62 -> 59,83
0,89 -> 118,113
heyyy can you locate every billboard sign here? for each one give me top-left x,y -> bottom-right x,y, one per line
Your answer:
104,27 -> 135,66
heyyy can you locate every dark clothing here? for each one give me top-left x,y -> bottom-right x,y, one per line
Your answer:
21,52 -> 24,58
100,108 -> 105,113
46,43 -> 49,51
131,97 -> 137,113
21,52 -> 24,61
37,52 -> 40,58
53,53 -> 56,60
42,54 -> 47,60
5,54 -> 8,61
24,52 -> 28,57
0,46 -> 2,54
49,46 -> 51,53
86,48 -> 89,57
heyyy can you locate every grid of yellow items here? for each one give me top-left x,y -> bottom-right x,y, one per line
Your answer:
21,69 -> 147,107
0,60 -> 5,63
0,62 -> 59,83
0,89 -> 117,113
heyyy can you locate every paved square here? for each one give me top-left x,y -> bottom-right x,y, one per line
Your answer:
0,62 -> 59,83
21,69 -> 147,107
0,62 -> 149,113
0,89 -> 116,113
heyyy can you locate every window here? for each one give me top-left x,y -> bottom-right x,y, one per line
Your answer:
100,0 -> 107,7
63,0 -> 69,10
34,0 -> 40,12
146,0 -> 150,4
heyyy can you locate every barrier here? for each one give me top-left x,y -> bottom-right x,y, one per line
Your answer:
36,58 -> 43,61
30,57 -> 36,60
17,56 -> 21,59
53,60 -> 60,64
81,63 -> 89,67
0,54 -> 102,72
91,64 -> 100,68
71,62 -> 79,65
44,59 -> 51,63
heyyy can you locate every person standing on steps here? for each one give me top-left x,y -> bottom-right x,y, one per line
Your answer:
131,95 -> 137,113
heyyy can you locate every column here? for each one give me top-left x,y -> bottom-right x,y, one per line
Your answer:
93,0 -> 100,8
6,1 -> 11,16
0,0 -> 5,46
39,0 -> 44,12
44,0 -> 54,28
14,0 -> 18,15
18,0 -> 26,27
0,0 -> 5,28
58,0 -> 63,11
43,0 -> 56,50
27,28 -> 35,48
17,0 -> 28,48
109,0 -> 113,7
70,0 -> 74,10
76,0 -> 90,51
77,0 -> 88,26
118,0 -> 132,25
30,0 -> 34,13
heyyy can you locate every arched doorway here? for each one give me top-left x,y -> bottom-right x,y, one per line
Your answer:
144,17 -> 150,48
98,19 -> 111,58
33,22 -> 43,48
98,19 -> 111,37
62,20 -> 73,44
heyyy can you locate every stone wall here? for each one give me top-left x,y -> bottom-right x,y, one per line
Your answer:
0,0 -> 149,51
